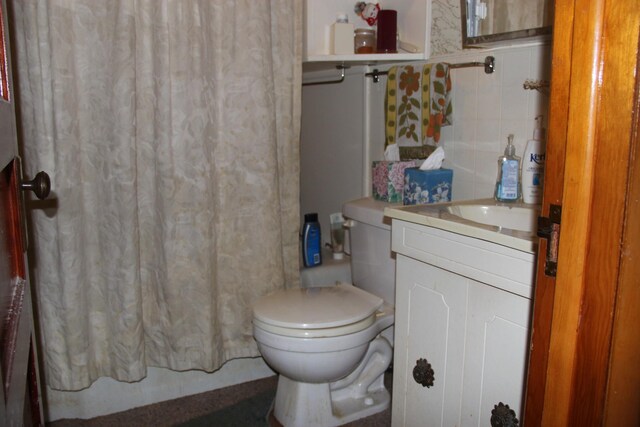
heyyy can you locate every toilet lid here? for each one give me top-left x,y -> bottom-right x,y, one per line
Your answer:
253,284 -> 383,330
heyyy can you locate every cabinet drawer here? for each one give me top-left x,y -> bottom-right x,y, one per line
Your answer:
391,219 -> 536,299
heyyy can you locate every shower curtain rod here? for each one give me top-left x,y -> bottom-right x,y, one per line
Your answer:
365,55 -> 495,83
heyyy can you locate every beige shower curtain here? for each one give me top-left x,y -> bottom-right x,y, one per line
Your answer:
11,0 -> 301,391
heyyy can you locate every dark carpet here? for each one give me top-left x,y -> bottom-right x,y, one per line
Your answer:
175,389 -> 274,427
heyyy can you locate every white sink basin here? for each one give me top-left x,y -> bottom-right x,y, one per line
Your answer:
384,198 -> 540,253
446,204 -> 539,233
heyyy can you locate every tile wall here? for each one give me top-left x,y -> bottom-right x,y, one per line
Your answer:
367,42 -> 552,201
439,44 -> 552,200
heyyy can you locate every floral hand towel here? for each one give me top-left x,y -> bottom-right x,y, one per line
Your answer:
385,63 -> 452,148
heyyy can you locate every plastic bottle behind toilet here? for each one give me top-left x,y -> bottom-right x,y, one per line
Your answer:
302,213 -> 322,267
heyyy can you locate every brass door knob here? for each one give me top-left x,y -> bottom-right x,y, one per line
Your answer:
21,171 -> 51,200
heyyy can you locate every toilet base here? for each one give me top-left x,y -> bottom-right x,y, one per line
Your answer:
272,336 -> 392,427
273,377 -> 390,427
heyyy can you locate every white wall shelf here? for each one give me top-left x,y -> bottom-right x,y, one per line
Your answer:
304,52 -> 425,63
304,0 -> 431,64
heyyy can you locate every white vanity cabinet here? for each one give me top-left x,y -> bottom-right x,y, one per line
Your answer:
390,218 -> 535,427
393,255 -> 468,426
459,276 -> 531,425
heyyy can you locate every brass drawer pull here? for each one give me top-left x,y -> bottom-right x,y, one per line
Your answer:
490,402 -> 519,427
412,358 -> 434,388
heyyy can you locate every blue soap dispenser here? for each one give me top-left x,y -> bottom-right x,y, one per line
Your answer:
302,213 -> 322,267
494,134 -> 522,202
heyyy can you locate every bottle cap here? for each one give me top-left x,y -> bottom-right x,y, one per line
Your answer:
533,115 -> 545,140
336,13 -> 349,23
304,213 -> 318,222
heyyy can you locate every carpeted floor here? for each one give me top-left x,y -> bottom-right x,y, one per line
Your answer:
48,372 -> 392,427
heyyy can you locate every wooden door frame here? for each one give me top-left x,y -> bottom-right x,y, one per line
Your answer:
0,0 -> 45,423
524,0 -> 640,425
604,46 -> 640,426
522,0 -> 573,423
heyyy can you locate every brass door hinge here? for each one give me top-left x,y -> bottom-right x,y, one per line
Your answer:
537,204 -> 562,277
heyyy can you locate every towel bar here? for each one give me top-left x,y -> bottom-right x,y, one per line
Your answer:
365,55 -> 495,83
302,64 -> 351,86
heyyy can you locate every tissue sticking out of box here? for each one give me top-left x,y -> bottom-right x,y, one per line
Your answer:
384,143 -> 400,161
419,146 -> 445,170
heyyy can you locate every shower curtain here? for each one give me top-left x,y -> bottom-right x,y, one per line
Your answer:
11,0 -> 301,391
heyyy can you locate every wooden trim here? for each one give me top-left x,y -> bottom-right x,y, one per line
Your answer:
3,158 -> 24,277
539,0 -> 606,423
0,3 -> 9,101
1,159 -> 25,395
538,0 -> 640,425
27,336 -> 43,426
523,0 -> 574,423
603,31 -> 640,427
570,2 -> 639,424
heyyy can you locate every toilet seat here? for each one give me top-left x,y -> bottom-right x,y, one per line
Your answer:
253,315 -> 376,338
253,284 -> 383,338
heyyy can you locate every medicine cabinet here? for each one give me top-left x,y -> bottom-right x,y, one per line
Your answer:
461,0 -> 553,47
304,0 -> 430,63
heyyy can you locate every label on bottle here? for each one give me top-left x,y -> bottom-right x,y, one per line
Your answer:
303,224 -> 322,267
499,159 -> 519,200
523,151 -> 545,203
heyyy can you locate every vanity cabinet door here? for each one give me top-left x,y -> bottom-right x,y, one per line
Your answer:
391,255 -> 468,427
460,281 -> 531,426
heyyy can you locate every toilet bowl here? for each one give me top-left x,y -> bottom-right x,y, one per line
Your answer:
253,284 -> 394,426
252,198 -> 397,427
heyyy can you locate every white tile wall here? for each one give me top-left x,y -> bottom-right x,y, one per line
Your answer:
365,42 -> 552,201
301,43 -> 552,228
436,43 -> 552,200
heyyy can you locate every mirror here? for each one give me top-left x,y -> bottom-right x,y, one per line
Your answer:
461,0 -> 553,47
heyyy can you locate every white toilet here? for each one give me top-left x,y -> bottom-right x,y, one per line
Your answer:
252,198 -> 396,427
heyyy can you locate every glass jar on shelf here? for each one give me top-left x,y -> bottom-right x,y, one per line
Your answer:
354,28 -> 376,54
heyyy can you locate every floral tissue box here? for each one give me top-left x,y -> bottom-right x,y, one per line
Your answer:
403,167 -> 453,205
372,160 -> 420,203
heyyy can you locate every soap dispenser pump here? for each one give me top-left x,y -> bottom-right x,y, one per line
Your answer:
494,134 -> 521,202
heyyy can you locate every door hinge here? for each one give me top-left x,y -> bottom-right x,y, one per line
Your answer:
537,204 -> 562,277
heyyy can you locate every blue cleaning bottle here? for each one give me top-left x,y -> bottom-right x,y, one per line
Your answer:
302,213 -> 322,267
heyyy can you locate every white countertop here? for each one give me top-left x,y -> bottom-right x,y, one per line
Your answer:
384,198 -> 540,253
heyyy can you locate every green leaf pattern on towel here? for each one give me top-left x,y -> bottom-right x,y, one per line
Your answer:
397,66 -> 421,143
385,62 -> 453,148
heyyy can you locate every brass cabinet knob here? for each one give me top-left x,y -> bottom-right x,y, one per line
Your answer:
412,358 -> 435,388
490,402 -> 519,427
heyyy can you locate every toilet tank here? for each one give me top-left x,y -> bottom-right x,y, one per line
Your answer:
300,246 -> 352,288
342,198 -> 396,304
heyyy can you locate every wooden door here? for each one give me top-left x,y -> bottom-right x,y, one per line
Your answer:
524,0 -> 640,425
0,0 -> 45,424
